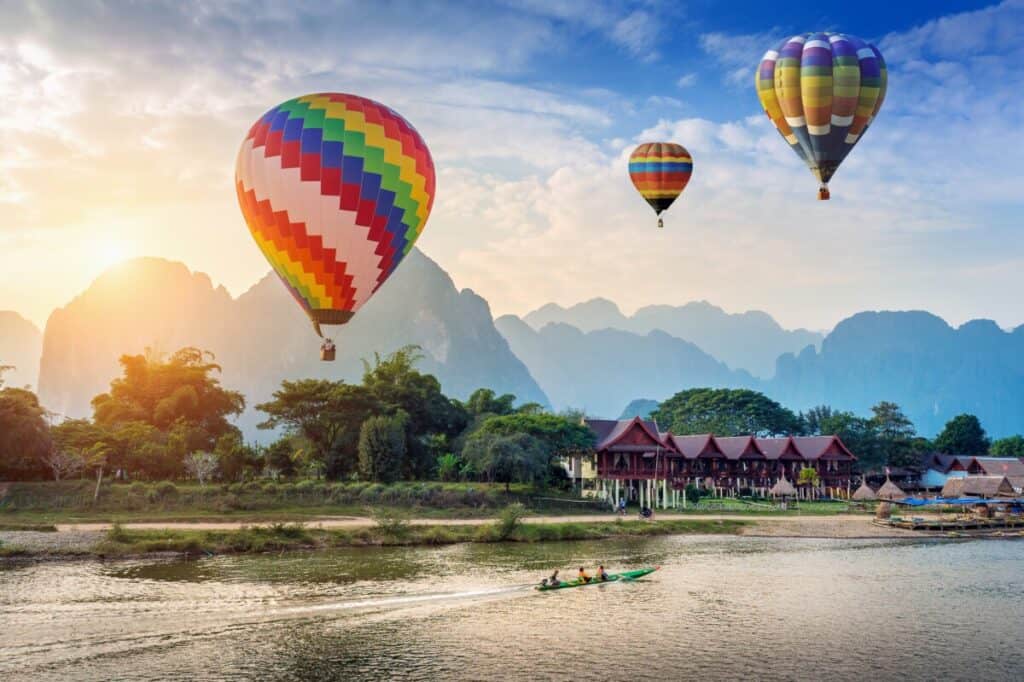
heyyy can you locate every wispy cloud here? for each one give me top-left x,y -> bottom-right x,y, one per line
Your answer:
675,73 -> 697,88
699,30 -> 785,85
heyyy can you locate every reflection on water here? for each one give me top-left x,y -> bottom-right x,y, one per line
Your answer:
2,537 -> 1023,681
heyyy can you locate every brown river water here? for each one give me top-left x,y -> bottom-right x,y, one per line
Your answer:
1,536 -> 1022,681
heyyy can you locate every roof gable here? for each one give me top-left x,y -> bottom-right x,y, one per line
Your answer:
792,436 -> 856,461
589,417 -> 672,452
669,434 -> 722,459
755,437 -> 803,460
715,436 -> 766,460
970,457 -> 1024,477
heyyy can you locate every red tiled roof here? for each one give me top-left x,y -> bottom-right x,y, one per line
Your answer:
791,436 -> 856,461
715,436 -> 766,460
754,437 -> 803,460
668,434 -> 722,459
586,417 -> 674,453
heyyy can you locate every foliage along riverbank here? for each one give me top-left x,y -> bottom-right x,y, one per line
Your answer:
0,515 -> 748,560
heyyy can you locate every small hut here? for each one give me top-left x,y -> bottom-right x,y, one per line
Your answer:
851,478 -> 877,501
769,477 -> 797,498
952,476 -> 1015,499
875,477 -> 907,501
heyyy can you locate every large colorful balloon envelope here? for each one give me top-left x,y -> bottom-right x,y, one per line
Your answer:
628,142 -> 692,227
235,93 -> 435,359
755,32 -> 887,200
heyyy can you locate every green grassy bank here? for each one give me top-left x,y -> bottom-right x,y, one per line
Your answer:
0,480 -> 604,524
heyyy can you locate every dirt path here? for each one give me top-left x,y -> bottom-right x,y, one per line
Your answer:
48,513 -> 918,539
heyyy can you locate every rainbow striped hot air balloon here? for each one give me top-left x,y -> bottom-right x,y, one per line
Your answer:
235,93 -> 435,358
756,32 -> 887,200
628,142 -> 693,228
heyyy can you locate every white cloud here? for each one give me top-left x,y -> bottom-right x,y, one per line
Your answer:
675,73 -> 697,88
611,10 -> 660,61
699,30 -> 785,85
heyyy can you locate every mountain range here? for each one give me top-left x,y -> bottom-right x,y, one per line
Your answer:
522,298 -> 823,379
33,250 -> 546,439
0,311 -> 42,390
5,251 -> 1024,441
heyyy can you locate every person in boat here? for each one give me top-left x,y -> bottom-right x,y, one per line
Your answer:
546,569 -> 561,587
597,565 -> 609,582
578,566 -> 591,584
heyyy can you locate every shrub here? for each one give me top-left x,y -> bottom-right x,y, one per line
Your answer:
154,481 -> 179,501
359,483 -> 385,502
436,453 -> 461,482
420,526 -> 456,545
129,481 -> 149,496
496,503 -> 526,540
107,522 -> 130,543
371,507 -> 411,539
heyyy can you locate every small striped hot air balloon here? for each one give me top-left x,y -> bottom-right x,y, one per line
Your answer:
628,142 -> 693,228
235,93 -> 435,360
755,32 -> 887,200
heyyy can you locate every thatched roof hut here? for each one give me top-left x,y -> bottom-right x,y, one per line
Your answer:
875,478 -> 907,501
851,479 -> 877,501
769,477 -> 797,497
943,475 -> 1015,499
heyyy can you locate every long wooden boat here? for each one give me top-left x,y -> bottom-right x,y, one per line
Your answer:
536,566 -> 659,591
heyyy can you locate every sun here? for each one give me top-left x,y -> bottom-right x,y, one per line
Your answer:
93,238 -> 130,270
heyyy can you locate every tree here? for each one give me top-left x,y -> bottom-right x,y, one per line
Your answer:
41,449 -> 85,481
869,402 -> 915,441
464,388 -> 516,417
91,347 -> 244,455
869,401 -> 920,468
435,453 -> 461,482
816,409 -> 884,471
264,438 -> 297,479
184,451 -> 219,486
800,405 -> 834,435
257,380 -> 379,479
361,346 -> 468,477
469,412 -> 594,484
934,414 -> 990,455
652,388 -> 802,437
358,413 -> 408,483
991,435 -> 1024,458
462,431 -> 547,492
0,387 -> 52,480
214,433 -> 261,482
798,466 -> 820,487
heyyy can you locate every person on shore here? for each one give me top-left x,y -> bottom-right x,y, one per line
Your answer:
578,566 -> 591,584
618,497 -> 626,515
597,565 -> 609,582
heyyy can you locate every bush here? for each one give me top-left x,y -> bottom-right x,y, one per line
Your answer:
420,526 -> 456,545
359,483 -> 385,503
436,453 -> 461,482
154,481 -> 179,501
107,522 -> 130,543
496,503 -> 526,540
370,507 -> 411,539
129,481 -> 149,496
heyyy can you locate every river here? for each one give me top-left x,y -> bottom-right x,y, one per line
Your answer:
2,536 -> 1022,681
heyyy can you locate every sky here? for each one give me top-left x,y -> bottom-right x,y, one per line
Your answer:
1,0 -> 1022,333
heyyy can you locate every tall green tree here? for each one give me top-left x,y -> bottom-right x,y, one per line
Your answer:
991,435 -> 1024,458
0,387 -> 52,480
464,388 -> 517,417
257,380 -> 379,479
934,414 -> 990,455
869,401 -> 923,468
91,347 -> 244,449
652,388 -> 802,437
816,409 -> 884,471
360,346 -> 468,477
358,413 -> 408,483
462,431 -> 546,491
466,412 -> 594,486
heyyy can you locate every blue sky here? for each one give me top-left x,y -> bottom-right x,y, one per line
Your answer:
0,0 -> 1022,333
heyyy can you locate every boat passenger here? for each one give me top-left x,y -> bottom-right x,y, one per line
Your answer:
578,566 -> 591,584
548,569 -> 561,587
597,565 -> 609,582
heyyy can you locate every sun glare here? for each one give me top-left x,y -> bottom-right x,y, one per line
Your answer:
93,238 -> 130,270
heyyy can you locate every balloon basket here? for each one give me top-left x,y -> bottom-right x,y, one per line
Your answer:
657,217 -> 664,228
818,186 -> 831,201
320,340 -> 336,362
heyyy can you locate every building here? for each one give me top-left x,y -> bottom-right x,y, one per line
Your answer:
920,454 -> 1024,491
941,475 -> 1016,499
583,418 -> 858,507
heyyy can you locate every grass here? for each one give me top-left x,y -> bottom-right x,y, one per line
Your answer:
44,517 -> 749,559
0,479 -> 605,524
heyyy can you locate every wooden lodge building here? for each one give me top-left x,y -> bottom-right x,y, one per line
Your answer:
583,417 -> 857,508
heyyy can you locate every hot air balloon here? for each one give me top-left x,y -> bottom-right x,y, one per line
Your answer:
756,32 -> 886,200
628,142 -> 693,227
235,93 -> 435,360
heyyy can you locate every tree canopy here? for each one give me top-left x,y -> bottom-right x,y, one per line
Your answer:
652,388 -> 802,437
990,435 -> 1024,458
0,387 -> 52,480
91,347 -> 244,446
934,414 -> 990,455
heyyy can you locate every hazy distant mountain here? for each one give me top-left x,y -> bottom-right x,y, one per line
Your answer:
619,399 -> 659,420
521,298 -> 822,378
770,311 -> 1024,438
37,249 -> 547,440
495,315 -> 755,418
0,311 -> 42,390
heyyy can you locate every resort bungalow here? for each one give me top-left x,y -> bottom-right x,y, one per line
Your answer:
920,454 -> 1024,491
584,418 -> 858,507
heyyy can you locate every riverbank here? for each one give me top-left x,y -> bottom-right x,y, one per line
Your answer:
0,512 -> 938,561
0,517 -> 749,560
